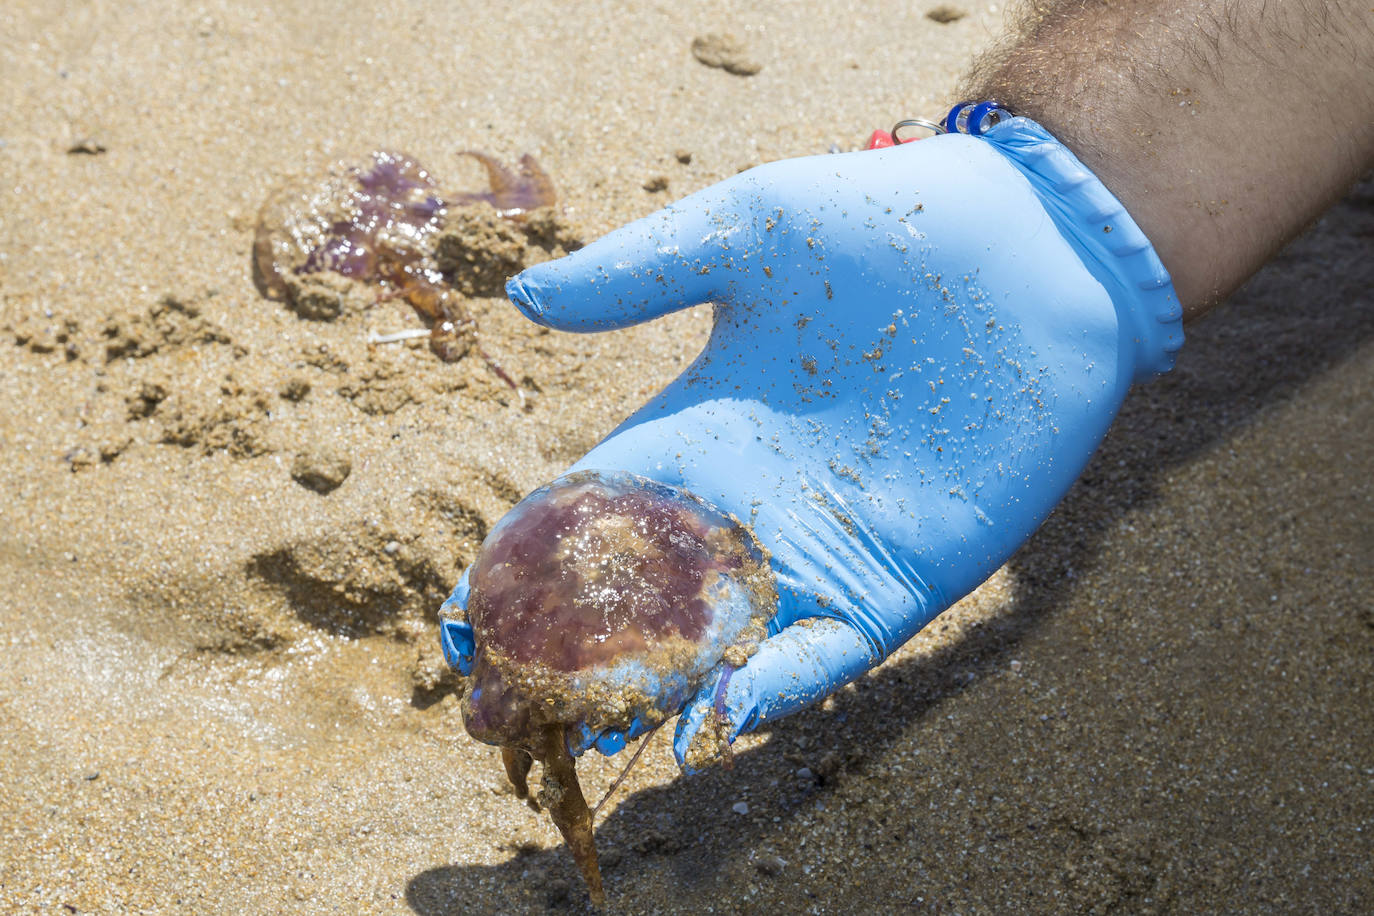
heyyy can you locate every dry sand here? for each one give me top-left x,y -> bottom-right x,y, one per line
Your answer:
2,1 -> 1371,913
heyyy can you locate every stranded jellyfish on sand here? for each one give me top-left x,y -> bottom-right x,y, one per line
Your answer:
447,471 -> 777,904
252,149 -> 554,370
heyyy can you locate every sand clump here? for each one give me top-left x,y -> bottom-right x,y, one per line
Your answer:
100,292 -> 237,362
435,204 -> 584,298
290,449 -> 352,493
691,33 -> 764,76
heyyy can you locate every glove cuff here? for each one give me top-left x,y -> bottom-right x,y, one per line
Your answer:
980,117 -> 1184,381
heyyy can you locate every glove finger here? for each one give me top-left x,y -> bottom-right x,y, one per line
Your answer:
567,715 -> 649,757
592,730 -> 627,756
505,179 -> 751,333
439,618 -> 474,676
593,715 -> 654,756
438,567 -> 474,675
590,718 -> 634,756
673,616 -> 880,773
569,722 -> 600,756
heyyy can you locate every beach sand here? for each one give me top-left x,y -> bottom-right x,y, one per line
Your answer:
2,1 -> 1371,912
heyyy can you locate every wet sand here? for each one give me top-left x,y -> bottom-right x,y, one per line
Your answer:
2,1 -> 1371,912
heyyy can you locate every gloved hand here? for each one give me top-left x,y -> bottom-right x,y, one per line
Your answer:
441,117 -> 1182,771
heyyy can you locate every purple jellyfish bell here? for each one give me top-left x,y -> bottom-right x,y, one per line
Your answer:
461,469 -> 776,755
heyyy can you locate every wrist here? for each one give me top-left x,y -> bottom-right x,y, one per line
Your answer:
972,116 -> 1185,381
960,0 -> 1374,319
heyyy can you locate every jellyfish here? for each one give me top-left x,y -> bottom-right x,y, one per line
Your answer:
450,471 -> 777,904
252,149 -> 554,364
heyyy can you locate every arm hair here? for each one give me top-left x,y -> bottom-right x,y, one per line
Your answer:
961,0 -> 1374,318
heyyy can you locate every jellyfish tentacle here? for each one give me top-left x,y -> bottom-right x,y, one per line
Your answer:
453,150 -> 556,217
540,725 -> 604,906
501,746 -> 540,813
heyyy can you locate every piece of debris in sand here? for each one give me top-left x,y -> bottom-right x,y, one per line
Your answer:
67,138 -> 107,155
925,5 -> 967,23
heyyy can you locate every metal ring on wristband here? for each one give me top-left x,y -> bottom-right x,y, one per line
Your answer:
889,117 -> 947,142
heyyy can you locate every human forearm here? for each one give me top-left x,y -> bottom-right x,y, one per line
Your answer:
963,0 -> 1374,320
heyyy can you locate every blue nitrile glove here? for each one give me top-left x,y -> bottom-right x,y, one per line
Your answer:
440,117 -> 1182,770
